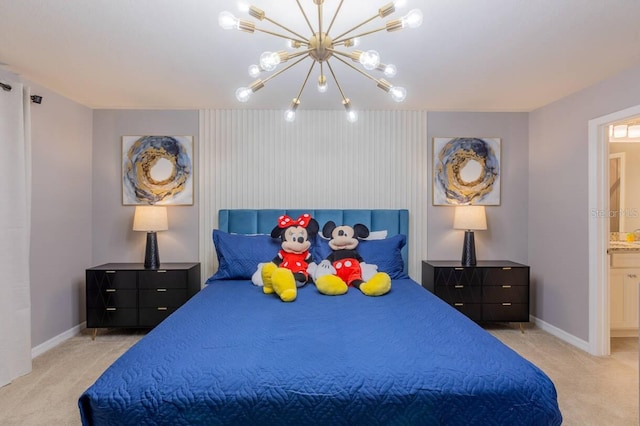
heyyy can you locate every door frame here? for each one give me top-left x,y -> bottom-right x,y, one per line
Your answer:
588,104 -> 640,356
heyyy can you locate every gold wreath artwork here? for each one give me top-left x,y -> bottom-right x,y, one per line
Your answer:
433,137 -> 500,205
122,136 -> 193,205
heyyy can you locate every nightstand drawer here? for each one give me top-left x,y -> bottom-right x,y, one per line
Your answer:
87,270 -> 137,289
483,267 -> 528,286
449,303 -> 482,321
139,288 -> 188,308
482,303 -> 528,322
87,288 -> 137,308
139,307 -> 178,326
434,267 -> 482,286
138,270 -> 187,289
435,285 -> 481,303
87,307 -> 137,328
483,285 -> 528,304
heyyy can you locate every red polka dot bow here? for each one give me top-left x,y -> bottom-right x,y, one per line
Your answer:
277,213 -> 312,228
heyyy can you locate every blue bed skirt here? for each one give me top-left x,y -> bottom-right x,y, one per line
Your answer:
79,278 -> 561,425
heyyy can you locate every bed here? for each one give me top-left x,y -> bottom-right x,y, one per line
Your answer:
79,209 -> 562,425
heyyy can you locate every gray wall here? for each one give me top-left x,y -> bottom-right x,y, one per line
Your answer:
529,63 -> 640,341
29,81 -> 93,347
91,110 -> 200,268
426,112 -> 530,265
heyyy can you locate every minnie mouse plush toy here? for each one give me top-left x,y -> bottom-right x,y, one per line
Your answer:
261,213 -> 319,302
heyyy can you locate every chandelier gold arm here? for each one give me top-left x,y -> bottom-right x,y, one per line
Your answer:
325,0 -> 344,36
330,54 -> 381,86
254,27 -> 308,45
261,54 -> 311,85
334,25 -> 386,44
296,0 -> 316,34
332,15 -> 379,42
249,5 -> 309,42
294,61 -> 317,102
326,60 -> 349,103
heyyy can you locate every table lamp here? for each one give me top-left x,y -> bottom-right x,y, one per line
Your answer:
133,206 -> 168,269
453,205 -> 487,266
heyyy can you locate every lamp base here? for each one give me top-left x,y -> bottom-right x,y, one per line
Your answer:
461,230 -> 477,266
144,231 -> 160,269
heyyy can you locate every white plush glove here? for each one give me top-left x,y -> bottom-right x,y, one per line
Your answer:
360,262 -> 379,282
312,259 -> 336,281
251,263 -> 265,286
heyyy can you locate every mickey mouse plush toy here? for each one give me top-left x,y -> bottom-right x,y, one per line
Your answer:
261,213 -> 319,302
315,221 -> 391,296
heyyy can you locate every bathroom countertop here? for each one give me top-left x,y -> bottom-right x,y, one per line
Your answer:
608,241 -> 640,253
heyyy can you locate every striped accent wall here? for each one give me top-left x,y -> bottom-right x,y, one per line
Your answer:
199,109 -> 429,281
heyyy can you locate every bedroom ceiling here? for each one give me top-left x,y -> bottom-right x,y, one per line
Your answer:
1,0 -> 639,112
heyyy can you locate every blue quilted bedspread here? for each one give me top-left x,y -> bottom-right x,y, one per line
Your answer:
79,279 -> 562,425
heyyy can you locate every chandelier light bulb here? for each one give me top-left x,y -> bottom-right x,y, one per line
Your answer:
248,64 -> 261,78
393,0 -> 407,8
260,51 -> 280,71
402,9 -> 423,29
347,110 -> 358,123
359,50 -> 381,70
218,11 -> 239,30
383,64 -> 397,77
235,87 -> 252,102
389,86 -> 407,102
317,75 -> 328,93
284,110 -> 296,122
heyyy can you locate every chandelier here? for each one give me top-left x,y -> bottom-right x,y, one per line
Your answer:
218,1 -> 423,122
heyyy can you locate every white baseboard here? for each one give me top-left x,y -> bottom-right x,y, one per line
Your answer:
530,315 -> 591,353
31,321 -> 86,359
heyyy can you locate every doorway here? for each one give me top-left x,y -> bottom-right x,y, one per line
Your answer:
588,104 -> 640,356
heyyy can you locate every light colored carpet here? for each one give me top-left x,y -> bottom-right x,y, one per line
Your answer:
0,325 -> 637,425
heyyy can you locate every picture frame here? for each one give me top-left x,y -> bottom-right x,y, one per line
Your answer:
433,137 -> 501,206
122,135 -> 194,205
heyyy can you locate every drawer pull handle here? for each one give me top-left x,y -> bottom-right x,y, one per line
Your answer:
157,307 -> 168,311
106,307 -> 117,311
156,288 -> 167,292
502,303 -> 512,306
105,288 -> 117,293
502,267 -> 512,270
454,303 -> 464,307
502,285 -> 512,288
454,285 -> 464,289
157,270 -> 167,273
105,271 -> 116,274
454,267 -> 464,271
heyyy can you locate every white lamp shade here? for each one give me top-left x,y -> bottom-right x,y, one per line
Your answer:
133,206 -> 168,232
453,205 -> 487,231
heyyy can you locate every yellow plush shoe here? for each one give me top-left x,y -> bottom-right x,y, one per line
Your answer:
359,272 -> 391,296
315,274 -> 348,296
271,267 -> 297,302
261,262 -> 277,294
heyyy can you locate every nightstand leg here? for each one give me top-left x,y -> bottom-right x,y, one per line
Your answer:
92,328 -> 98,340
519,323 -> 525,334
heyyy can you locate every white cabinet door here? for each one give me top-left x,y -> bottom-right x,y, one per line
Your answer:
610,268 -> 639,334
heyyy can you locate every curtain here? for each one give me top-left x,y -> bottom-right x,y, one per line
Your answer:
0,75 -> 32,387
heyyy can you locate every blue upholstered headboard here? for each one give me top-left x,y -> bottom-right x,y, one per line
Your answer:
218,209 -> 409,274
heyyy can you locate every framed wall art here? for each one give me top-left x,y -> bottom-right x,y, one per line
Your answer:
433,137 -> 501,206
122,135 -> 194,205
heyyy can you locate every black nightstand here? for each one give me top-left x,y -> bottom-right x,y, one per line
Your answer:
422,260 -> 530,330
86,262 -> 200,339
